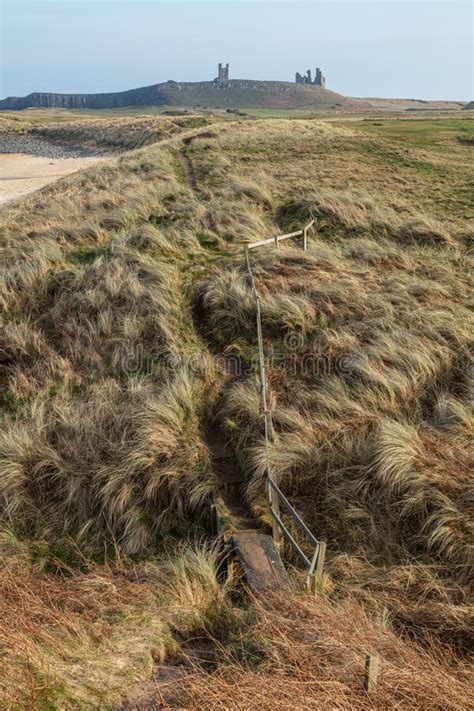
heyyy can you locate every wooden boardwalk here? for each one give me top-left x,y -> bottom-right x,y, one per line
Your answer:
232,530 -> 292,592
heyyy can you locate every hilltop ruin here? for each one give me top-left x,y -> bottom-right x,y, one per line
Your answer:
0,63 -> 370,112
295,67 -> 326,87
214,62 -> 230,86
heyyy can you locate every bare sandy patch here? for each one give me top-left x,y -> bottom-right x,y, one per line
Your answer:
0,153 -> 104,206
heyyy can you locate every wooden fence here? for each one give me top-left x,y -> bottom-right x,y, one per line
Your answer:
244,218 -> 326,590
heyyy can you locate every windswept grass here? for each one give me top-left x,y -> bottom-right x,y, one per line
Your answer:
200,233 -> 472,646
191,119 -> 473,649
0,114 -> 472,705
0,114 -> 211,151
172,592 -> 473,710
0,137 -> 217,558
0,535 -> 234,709
0,373 -> 214,556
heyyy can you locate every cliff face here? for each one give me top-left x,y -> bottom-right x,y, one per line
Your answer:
0,80 -> 370,111
0,84 -> 169,110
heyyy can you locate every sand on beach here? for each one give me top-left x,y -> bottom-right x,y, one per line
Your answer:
0,153 -> 104,206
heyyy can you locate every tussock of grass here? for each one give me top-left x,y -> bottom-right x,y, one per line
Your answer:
40,246 -> 183,376
0,237 -> 65,313
329,555 -> 473,651
1,114 -> 211,151
126,222 -> 180,257
278,187 -> 457,246
202,197 -> 273,245
0,320 -> 72,399
173,592 -> 473,710
227,174 -> 275,210
198,263 -> 316,343
0,536 -> 233,709
158,541 -> 235,636
0,373 -> 212,555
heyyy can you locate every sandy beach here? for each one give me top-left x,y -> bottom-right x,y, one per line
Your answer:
0,153 -> 103,206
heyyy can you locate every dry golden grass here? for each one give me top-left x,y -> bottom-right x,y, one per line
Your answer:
0,534 -> 234,709
0,373 -> 214,556
0,115 -> 472,706
32,115 -> 211,151
171,592 -> 473,710
201,235 -> 472,647
0,147 -> 217,556
0,113 -> 211,150
191,120 -> 473,649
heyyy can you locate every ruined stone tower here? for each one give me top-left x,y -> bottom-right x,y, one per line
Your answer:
295,66 -> 326,87
314,67 -> 326,87
217,63 -> 229,83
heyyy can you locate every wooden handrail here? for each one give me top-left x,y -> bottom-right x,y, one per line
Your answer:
247,229 -> 303,250
267,477 -> 319,548
246,219 -> 315,251
244,216 -> 323,585
270,508 -> 312,567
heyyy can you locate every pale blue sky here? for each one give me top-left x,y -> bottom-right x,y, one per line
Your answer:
1,1 -> 472,101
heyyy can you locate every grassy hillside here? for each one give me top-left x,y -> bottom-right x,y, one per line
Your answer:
156,80 -> 369,110
0,114 -> 472,707
0,79 -> 369,112
0,113 -> 212,151
191,117 -> 473,647
362,97 -> 466,111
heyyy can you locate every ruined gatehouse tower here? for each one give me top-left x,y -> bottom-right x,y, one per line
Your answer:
295,67 -> 326,87
215,63 -> 230,86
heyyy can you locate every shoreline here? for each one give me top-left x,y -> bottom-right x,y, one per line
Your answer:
0,151 -> 104,206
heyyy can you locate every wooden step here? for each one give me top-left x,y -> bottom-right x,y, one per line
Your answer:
231,531 -> 293,592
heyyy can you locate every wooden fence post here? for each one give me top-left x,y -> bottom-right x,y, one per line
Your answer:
303,227 -> 308,251
314,540 -> 326,585
307,541 -> 326,593
363,653 -> 380,694
269,479 -> 282,549
225,538 -> 235,580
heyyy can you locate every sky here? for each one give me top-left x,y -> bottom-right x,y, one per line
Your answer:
1,1 -> 472,101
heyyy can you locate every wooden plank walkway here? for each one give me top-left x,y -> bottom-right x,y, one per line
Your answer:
232,530 -> 292,592
194,280 -> 292,594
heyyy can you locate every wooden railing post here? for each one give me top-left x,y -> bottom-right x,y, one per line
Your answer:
303,227 -> 308,251
363,653 -> 380,694
226,540 -> 235,580
268,478 -> 282,549
314,540 -> 326,585
308,541 -> 326,593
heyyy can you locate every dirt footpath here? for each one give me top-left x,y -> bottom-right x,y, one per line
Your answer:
0,153 -> 103,206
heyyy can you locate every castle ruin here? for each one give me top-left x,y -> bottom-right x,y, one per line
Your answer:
295,67 -> 326,87
215,62 -> 230,86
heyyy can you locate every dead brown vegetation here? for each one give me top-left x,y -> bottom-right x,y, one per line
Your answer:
0,535 -> 233,709
172,592 -> 473,710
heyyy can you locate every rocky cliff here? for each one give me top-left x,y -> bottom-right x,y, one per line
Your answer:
0,80 -> 369,111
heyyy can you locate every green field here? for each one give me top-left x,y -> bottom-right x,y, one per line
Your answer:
354,116 -> 474,146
